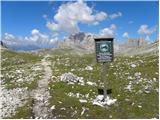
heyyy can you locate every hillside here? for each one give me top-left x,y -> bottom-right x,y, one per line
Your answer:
0,43 -> 159,119
116,41 -> 159,56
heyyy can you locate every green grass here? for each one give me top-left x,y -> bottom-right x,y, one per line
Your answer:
1,50 -> 42,67
48,52 -> 158,119
1,48 -> 158,119
1,63 -> 43,90
4,76 -> 39,90
1,50 -> 43,90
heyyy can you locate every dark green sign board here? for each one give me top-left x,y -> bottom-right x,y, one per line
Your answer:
95,38 -> 114,62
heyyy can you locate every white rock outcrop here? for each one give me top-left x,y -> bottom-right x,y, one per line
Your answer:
60,72 -> 84,84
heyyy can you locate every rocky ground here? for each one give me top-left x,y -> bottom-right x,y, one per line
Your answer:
0,87 -> 29,118
0,47 -> 159,119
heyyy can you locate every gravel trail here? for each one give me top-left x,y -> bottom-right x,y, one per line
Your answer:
31,55 -> 53,119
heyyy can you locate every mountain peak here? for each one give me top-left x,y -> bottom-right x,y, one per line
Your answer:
60,32 -> 95,52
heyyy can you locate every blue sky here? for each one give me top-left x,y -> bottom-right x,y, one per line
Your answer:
1,1 -> 159,44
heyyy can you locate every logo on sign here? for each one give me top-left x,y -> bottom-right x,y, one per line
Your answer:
100,44 -> 109,52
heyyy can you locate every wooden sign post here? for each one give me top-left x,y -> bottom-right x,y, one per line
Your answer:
94,38 -> 114,100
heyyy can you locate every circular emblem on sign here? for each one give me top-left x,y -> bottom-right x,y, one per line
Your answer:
100,43 -> 109,52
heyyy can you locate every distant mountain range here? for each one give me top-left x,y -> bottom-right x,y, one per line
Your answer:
1,32 -> 158,55
59,32 -> 158,55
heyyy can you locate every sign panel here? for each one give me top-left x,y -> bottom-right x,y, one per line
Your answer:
95,38 -> 113,62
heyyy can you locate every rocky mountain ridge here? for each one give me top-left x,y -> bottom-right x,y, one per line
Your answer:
59,32 -> 158,55
60,32 -> 95,52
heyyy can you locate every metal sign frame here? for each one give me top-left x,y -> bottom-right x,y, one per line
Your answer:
94,38 -> 114,63
94,38 -> 114,100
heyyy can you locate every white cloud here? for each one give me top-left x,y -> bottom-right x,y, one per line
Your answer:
3,29 -> 58,50
31,29 -> 39,35
30,29 -> 49,43
95,11 -> 107,21
4,33 -> 15,39
138,24 -> 157,35
99,24 -> 116,37
46,0 -> 107,34
122,32 -> 129,38
46,22 -> 60,32
109,12 -> 122,20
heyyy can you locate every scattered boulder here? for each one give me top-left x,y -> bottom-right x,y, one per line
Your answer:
85,66 -> 93,71
138,105 -> 142,108
134,72 -> 141,77
131,64 -> 136,68
86,81 -> 97,86
60,107 -> 66,110
127,76 -> 133,80
125,84 -> 132,92
79,99 -> 87,103
16,70 -> 21,74
60,72 -> 84,84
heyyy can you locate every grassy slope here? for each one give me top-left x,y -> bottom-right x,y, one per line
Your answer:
1,49 -> 43,119
1,50 -> 43,89
1,48 -> 159,118
48,51 -> 158,119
